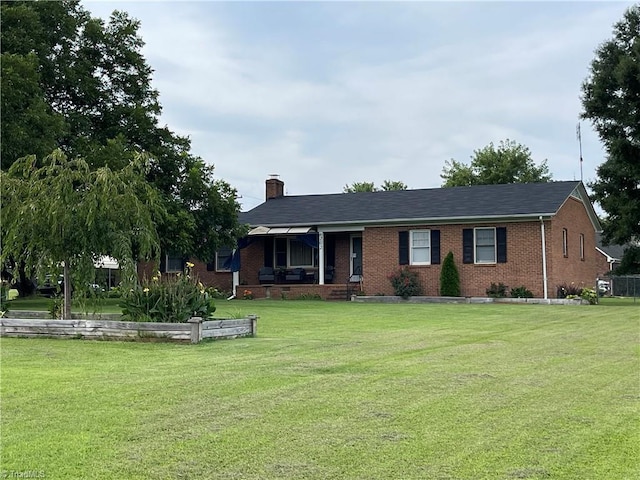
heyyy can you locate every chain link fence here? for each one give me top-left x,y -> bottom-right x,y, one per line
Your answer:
608,275 -> 640,298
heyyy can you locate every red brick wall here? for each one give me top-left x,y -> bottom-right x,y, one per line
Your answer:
137,260 -> 234,293
547,197 -> 599,293
363,222 -> 547,297
332,233 -> 353,284
191,263 -> 233,293
239,240 -> 266,285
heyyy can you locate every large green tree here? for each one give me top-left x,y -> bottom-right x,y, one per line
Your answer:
1,150 -> 163,318
1,52 -> 65,166
1,1 -> 245,290
441,139 -> 552,187
581,4 -> 640,251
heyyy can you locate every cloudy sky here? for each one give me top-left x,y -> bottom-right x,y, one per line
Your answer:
85,1 -> 634,211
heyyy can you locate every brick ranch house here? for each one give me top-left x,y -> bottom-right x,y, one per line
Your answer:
157,178 -> 602,300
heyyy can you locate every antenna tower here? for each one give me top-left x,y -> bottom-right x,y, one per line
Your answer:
576,123 -> 584,182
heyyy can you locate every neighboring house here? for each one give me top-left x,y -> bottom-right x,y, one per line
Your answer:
218,177 -> 601,299
595,233 -> 625,277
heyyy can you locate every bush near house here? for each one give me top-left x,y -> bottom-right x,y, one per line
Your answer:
510,286 -> 533,298
440,251 -> 461,297
486,282 -> 508,298
388,267 -> 423,299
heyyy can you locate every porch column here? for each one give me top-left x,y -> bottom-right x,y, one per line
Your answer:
318,231 -> 325,285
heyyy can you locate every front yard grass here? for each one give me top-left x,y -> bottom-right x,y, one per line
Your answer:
1,301 -> 638,479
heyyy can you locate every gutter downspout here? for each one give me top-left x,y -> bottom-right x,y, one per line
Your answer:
229,248 -> 239,300
540,216 -> 548,299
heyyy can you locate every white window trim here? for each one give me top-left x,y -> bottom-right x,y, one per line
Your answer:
286,238 -> 315,268
410,229 -> 431,265
562,228 -> 568,257
579,234 -> 585,261
474,227 -> 497,264
215,248 -> 233,272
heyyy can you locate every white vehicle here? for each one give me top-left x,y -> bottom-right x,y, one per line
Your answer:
597,279 -> 610,295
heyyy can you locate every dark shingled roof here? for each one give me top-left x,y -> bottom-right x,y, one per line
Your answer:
596,233 -> 627,260
240,181 -> 587,227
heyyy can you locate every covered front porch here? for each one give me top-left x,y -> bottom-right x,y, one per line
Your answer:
232,227 -> 364,300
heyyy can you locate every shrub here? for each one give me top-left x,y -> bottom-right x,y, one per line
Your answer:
556,283 -> 582,299
120,263 -> 216,323
510,286 -> 533,298
242,289 -> 254,300
388,267 -> 423,299
107,286 -> 123,298
48,296 -> 63,319
207,287 -> 230,300
439,251 -> 461,297
580,288 -> 598,305
486,282 -> 507,298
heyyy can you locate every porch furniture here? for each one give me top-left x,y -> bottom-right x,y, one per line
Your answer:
285,268 -> 306,283
258,266 -> 275,284
324,265 -> 335,283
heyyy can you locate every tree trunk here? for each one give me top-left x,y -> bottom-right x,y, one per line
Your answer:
63,261 -> 72,319
16,260 -> 36,297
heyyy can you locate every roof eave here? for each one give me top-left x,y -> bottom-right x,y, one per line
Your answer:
243,213 -> 557,229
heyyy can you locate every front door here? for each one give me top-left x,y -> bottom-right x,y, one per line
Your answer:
350,235 -> 362,280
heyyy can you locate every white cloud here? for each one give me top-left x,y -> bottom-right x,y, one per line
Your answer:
84,0 -> 634,210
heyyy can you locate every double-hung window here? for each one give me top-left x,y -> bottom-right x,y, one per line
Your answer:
410,230 -> 431,265
166,254 -> 184,273
475,228 -> 496,263
579,234 -> 585,261
288,239 -> 314,267
463,227 -> 506,264
216,247 -> 233,272
562,228 -> 568,257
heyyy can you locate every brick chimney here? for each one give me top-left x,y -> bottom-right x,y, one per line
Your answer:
265,175 -> 284,200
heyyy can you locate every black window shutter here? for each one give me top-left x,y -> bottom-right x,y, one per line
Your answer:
431,230 -> 441,265
264,237 -> 274,268
463,229 -> 474,264
497,227 -> 507,263
159,253 -> 166,273
399,231 -> 409,265
206,260 -> 215,271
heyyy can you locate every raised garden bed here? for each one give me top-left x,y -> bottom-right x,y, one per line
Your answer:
0,315 -> 258,343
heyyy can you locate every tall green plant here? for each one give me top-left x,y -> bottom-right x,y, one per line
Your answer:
119,263 -> 216,323
440,251 -> 461,297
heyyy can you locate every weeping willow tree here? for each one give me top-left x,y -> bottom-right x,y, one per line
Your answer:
1,149 -> 163,318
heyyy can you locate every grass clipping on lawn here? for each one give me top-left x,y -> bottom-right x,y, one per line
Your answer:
1,301 -> 638,479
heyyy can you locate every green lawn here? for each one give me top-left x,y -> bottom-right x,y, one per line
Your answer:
1,301 -> 638,479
